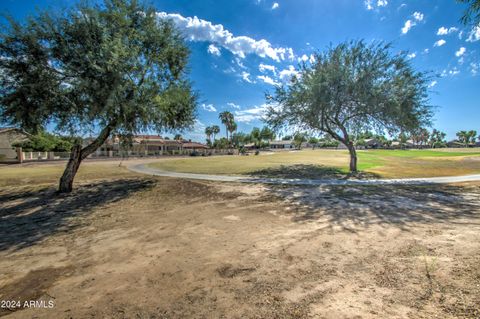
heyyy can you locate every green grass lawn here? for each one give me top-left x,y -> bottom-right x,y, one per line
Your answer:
148,148 -> 480,179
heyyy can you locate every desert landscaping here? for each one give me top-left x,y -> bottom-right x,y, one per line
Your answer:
1,154 -> 480,318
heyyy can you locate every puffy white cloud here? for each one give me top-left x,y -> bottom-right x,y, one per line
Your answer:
407,52 -> 416,59
241,71 -> 255,83
201,103 -> 217,112
272,2 -> 279,9
413,12 -> 424,21
227,102 -> 241,110
207,44 -> 221,56
298,54 -> 309,63
278,65 -> 299,81
401,12 -> 424,35
365,0 -> 388,10
259,63 -> 277,74
437,26 -> 458,36
466,24 -> 480,42
257,75 -> 280,86
428,80 -> 437,88
157,12 -> 294,62
455,47 -> 466,57
434,39 -> 446,47
401,20 -> 414,34
234,104 -> 269,123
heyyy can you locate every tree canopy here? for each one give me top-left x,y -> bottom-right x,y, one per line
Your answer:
265,40 -> 434,172
0,0 -> 197,192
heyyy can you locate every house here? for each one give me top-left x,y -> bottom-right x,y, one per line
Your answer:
364,138 -> 382,149
446,140 -> 466,148
0,127 -> 30,160
269,140 -> 294,149
182,141 -> 209,151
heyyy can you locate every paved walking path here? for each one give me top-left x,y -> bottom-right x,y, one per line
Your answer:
127,163 -> 480,186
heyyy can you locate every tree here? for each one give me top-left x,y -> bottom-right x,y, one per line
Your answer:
174,134 -> 183,141
429,129 -> 446,148
456,130 -> 477,147
219,111 -> 234,141
308,137 -> 319,149
211,125 -> 220,141
205,126 -> 213,144
411,128 -> 430,148
293,132 -> 307,149
13,130 -> 74,152
458,0 -> 480,26
265,40 -> 433,172
228,121 -> 237,143
260,127 -> 275,141
0,0 -> 197,192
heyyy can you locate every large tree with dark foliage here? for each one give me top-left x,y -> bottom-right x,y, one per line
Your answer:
0,0 -> 197,192
265,40 -> 433,172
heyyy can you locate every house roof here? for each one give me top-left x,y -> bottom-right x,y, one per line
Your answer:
270,140 -> 293,145
182,142 -> 208,148
0,127 -> 31,137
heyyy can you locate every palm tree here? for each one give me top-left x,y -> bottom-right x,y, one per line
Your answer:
205,126 -> 213,144
174,134 -> 182,141
468,130 -> 477,147
229,122 -> 237,143
211,125 -> 220,141
456,130 -> 468,147
219,111 -> 234,140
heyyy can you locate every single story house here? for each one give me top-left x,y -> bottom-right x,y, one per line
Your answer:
182,141 -> 209,151
0,127 -> 30,160
269,140 -> 294,149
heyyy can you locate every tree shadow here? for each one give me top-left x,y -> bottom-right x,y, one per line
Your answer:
264,183 -> 480,231
248,164 -> 380,180
0,178 -> 156,251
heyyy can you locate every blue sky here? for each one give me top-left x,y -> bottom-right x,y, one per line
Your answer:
1,0 -> 479,141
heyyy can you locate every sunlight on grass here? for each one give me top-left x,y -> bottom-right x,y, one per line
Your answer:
149,149 -> 480,179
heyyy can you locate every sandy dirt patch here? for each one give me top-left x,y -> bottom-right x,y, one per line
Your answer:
0,177 -> 479,318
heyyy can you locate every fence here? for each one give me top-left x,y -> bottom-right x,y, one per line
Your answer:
0,147 -> 238,164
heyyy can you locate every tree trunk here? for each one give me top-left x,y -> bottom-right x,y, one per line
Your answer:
58,144 -> 82,193
57,122 -> 115,193
346,142 -> 358,173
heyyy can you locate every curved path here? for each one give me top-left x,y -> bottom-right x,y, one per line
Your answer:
127,162 -> 480,186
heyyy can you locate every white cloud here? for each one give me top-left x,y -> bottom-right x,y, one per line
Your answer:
241,71 -> 255,83
455,47 -> 466,57
201,103 -> 217,112
157,12 -> 294,62
227,102 -> 241,110
257,75 -> 280,86
365,0 -> 388,10
470,62 -> 479,75
278,65 -> 299,81
407,52 -> 416,59
423,48 -> 430,54
207,44 -> 221,56
272,2 -> 279,9
234,104 -> 269,123
259,63 -> 277,74
434,39 -> 446,47
413,12 -> 424,21
298,54 -> 309,63
428,80 -> 437,88
401,20 -> 414,34
466,24 -> 480,42
437,26 -> 458,36
441,67 -> 460,77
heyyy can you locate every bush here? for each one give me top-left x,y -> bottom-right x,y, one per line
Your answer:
189,151 -> 199,156
255,150 -> 260,155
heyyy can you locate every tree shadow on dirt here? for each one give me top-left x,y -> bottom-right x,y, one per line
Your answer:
248,164 -> 380,180
0,178 -> 156,251
265,183 -> 480,231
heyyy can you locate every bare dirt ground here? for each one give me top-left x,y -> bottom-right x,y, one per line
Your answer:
1,171 -> 479,318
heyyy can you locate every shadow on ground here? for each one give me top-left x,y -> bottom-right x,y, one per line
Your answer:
0,178 -> 156,251
248,164 -> 380,180
265,183 -> 480,230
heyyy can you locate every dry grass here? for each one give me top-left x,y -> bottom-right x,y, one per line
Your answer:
148,148 -> 480,178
